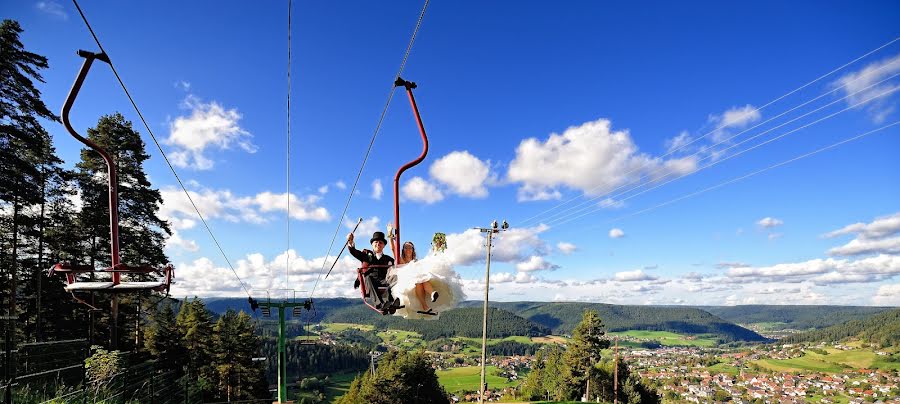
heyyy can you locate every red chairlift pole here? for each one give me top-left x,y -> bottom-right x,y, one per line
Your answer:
391,77 -> 429,259
61,50 -> 121,278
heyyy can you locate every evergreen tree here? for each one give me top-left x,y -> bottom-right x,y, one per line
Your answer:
73,112 -> 170,349
176,298 -> 216,399
337,350 -> 448,404
0,19 -> 60,344
145,300 -> 183,374
564,309 -> 610,398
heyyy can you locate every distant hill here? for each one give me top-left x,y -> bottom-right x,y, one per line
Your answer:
204,298 -> 549,339
779,307 -> 900,348
701,305 -> 893,330
457,301 -> 767,342
203,298 -> 766,342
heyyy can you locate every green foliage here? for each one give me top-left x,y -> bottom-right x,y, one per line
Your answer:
781,308 -> 900,347
459,301 -> 767,342
337,351 -> 449,404
565,309 -> 610,390
704,305 -> 893,330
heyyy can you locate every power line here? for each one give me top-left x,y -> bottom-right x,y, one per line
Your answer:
530,61 -> 900,227
599,120 -> 898,227
518,36 -> 900,227
286,0 -> 293,293
545,75 -> 900,228
551,85 -> 900,228
309,0 -> 431,300
70,0 -> 253,298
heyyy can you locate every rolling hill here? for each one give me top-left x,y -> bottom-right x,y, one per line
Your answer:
702,305 -> 893,330
779,307 -> 900,348
457,301 -> 767,342
204,298 -> 766,342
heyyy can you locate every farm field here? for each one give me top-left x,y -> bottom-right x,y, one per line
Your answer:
320,322 -> 375,333
607,330 -> 718,347
436,365 -> 519,395
754,357 -> 848,373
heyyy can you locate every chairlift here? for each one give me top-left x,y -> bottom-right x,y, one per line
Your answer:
48,50 -> 174,308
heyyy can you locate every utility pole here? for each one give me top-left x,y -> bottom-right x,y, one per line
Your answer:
614,336 -> 619,404
476,220 -> 508,404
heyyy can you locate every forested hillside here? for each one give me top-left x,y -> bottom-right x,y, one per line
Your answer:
780,307 -> 900,348
458,301 -> 768,342
207,298 -> 765,342
702,305 -> 892,330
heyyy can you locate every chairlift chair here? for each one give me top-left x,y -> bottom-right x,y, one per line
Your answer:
48,50 -> 174,307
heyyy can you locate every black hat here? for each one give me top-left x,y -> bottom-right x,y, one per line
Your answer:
370,231 -> 387,244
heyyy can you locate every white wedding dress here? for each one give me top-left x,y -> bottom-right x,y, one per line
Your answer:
390,249 -> 465,320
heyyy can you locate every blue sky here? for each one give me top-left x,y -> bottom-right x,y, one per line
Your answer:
11,0 -> 900,305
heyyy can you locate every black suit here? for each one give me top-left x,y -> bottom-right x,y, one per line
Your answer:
349,246 -> 395,306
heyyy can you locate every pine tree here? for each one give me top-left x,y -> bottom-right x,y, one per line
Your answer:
0,19 -> 61,346
145,300 -> 183,374
338,350 -> 449,404
176,298 -> 216,399
73,112 -> 171,349
564,309 -> 610,399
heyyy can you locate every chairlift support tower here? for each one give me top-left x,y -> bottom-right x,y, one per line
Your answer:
253,292 -> 311,404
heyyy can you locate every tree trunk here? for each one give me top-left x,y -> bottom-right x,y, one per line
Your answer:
36,166 -> 46,342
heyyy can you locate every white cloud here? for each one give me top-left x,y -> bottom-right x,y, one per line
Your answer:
335,181 -> 347,190
726,254 -> 900,285
828,236 -> 900,256
429,151 -> 493,198
768,233 -> 783,241
717,105 -> 762,129
318,185 -> 329,194
757,217 -> 784,228
371,179 -> 383,200
507,118 -> 697,200
614,269 -> 658,282
834,54 -> 900,123
346,216 -> 382,242
707,105 -> 762,143
443,224 -> 550,267
36,1 -> 67,20
253,192 -> 330,221
516,256 -> 559,272
609,228 -> 625,239
174,81 -> 191,91
516,184 -> 562,202
716,262 -> 750,269
872,283 -> 900,305
401,176 -> 444,204
167,95 -> 256,170
159,185 -> 329,230
598,198 -> 625,209
557,242 -> 577,254
170,251 -> 363,298
823,212 -> 900,240
165,230 -> 199,252
665,130 -> 694,154
493,272 -> 538,284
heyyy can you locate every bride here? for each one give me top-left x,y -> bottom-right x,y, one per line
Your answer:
390,233 -> 465,319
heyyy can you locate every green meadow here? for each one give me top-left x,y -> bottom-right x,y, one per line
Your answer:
436,365 -> 520,395
607,330 -> 718,347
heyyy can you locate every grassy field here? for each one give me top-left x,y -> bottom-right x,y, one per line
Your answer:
320,322 -> 375,332
607,330 -> 718,347
754,357 -> 848,373
706,362 -> 740,376
531,335 -> 568,344
377,329 -> 426,350
436,365 -> 519,394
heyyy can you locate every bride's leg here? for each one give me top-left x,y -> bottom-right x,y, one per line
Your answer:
423,281 -> 438,302
415,283 -> 430,311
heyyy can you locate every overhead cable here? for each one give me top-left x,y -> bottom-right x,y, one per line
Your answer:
71,0 -> 253,298
308,0 -> 430,300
